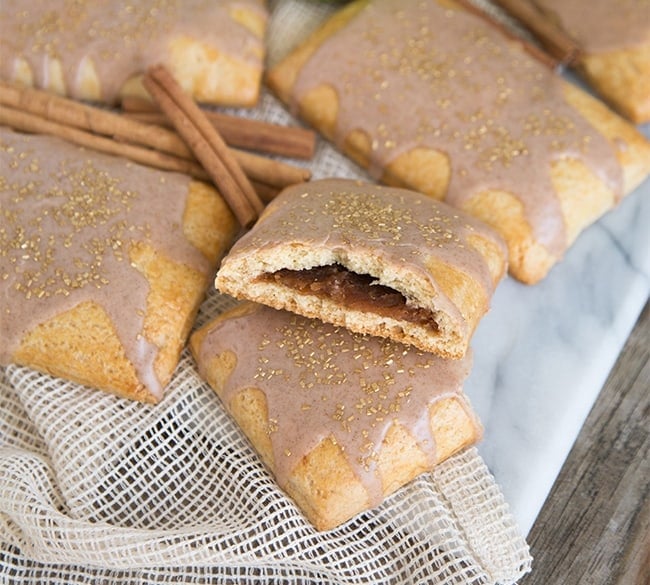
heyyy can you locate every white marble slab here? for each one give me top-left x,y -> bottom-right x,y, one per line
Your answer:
465,123 -> 650,536
266,0 -> 650,539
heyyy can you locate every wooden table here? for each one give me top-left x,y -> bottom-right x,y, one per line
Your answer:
522,300 -> 649,585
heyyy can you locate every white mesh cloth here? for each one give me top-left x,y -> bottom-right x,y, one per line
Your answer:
0,1 -> 532,583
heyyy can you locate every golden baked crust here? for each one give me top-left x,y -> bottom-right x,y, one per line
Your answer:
0,0 -> 268,107
215,179 -> 507,359
1,130 -> 238,402
576,43 -> 650,125
190,302 -> 481,531
266,0 -> 650,285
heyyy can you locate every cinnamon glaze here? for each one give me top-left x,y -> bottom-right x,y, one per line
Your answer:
533,0 -> 650,53
0,129 -> 209,398
197,304 -> 478,505
0,0 -> 266,103
241,179 -> 504,331
291,0 -> 623,257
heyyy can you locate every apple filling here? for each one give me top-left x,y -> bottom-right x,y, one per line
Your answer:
262,263 -> 438,330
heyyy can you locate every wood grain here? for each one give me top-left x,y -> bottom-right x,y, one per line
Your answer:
523,301 -> 649,585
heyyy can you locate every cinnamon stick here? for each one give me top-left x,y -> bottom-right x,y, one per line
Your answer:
143,65 -> 264,227
250,180 -> 282,203
0,82 -> 194,158
233,148 -> 311,190
491,0 -> 579,65
0,82 -> 310,190
120,96 -> 161,113
0,104 -> 208,179
454,0 -> 560,69
0,103 -> 284,207
121,95 -> 316,160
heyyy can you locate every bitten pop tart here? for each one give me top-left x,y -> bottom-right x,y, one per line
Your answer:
215,179 -> 507,359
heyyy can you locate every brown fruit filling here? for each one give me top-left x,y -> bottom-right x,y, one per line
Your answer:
262,263 -> 438,330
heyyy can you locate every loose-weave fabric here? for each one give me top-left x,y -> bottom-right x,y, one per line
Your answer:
0,2 -> 532,583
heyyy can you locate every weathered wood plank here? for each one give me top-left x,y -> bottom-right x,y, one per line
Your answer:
523,301 -> 649,585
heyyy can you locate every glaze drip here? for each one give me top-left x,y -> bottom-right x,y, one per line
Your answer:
198,305 -> 477,505
0,0 -> 267,103
243,179 -> 504,327
292,0 -> 623,257
0,129 -> 209,398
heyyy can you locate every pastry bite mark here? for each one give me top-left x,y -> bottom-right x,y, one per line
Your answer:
267,0 -> 650,283
0,129 -> 237,402
0,0 -> 268,106
190,303 -> 482,531
215,179 -> 507,358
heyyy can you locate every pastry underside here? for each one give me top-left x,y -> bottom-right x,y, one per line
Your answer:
190,302 -> 482,531
266,0 -> 650,285
1,128 -> 238,402
0,1 -> 267,107
215,179 -> 507,359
